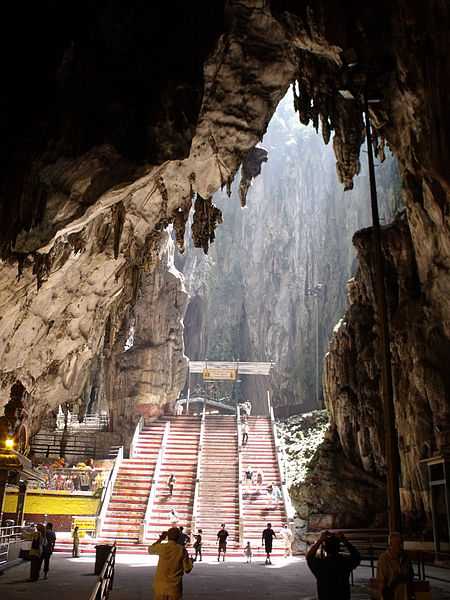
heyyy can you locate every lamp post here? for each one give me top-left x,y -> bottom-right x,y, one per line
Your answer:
305,283 -> 324,409
362,91 -> 401,533
339,75 -> 402,533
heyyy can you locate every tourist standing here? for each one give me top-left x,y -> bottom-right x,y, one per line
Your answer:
271,482 -> 282,504
306,531 -> 360,600
148,528 -> 193,600
256,468 -> 264,489
279,523 -> 293,557
193,529 -> 202,562
42,522 -> 56,579
167,473 -> 176,496
177,526 -> 190,547
29,524 -> 47,581
72,526 -> 80,558
245,465 -> 254,489
242,421 -> 249,446
376,532 -> 414,600
244,541 -> 253,563
217,524 -> 229,562
261,523 -> 276,565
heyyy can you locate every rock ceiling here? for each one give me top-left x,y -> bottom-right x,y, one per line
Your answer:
0,1 -> 448,438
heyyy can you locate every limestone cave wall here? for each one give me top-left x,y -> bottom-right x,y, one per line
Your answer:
0,0 -> 447,503
295,213 -> 450,531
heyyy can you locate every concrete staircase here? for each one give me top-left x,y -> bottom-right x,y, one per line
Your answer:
196,415 -> 240,555
99,421 -> 166,546
241,416 -> 287,556
53,413 -> 290,558
145,416 -> 201,543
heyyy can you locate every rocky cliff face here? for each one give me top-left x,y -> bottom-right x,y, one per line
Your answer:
295,213 -> 449,530
0,2 -> 300,431
179,93 -> 401,414
0,0 -> 447,509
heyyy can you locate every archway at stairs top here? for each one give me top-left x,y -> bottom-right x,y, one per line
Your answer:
185,361 -> 274,416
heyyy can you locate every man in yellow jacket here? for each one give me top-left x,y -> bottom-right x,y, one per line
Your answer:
148,527 -> 193,600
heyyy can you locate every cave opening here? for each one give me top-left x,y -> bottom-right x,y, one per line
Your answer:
178,89 -> 401,418
0,1 -> 448,591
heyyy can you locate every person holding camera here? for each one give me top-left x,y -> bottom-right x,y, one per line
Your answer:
306,531 -> 361,600
148,527 -> 193,600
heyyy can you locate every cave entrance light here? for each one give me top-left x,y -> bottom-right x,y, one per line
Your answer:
339,71 -> 402,534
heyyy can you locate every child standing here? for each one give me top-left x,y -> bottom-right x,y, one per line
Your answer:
244,541 -> 252,563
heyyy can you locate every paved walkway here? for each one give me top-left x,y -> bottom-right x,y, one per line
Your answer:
1,553 -> 450,600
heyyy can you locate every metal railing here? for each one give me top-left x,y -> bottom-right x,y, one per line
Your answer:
39,413 -> 110,433
88,543 -> 116,600
267,391 -> 296,522
96,447 -> 124,536
236,404 -> 244,545
191,404 -> 206,534
129,416 -> 144,459
0,526 -> 24,566
56,413 -> 110,432
30,435 -> 97,459
140,421 -> 170,543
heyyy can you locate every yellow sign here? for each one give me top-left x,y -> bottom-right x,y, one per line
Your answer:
202,368 -> 237,381
72,516 -> 96,531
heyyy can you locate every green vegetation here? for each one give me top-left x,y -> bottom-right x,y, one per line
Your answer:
278,410 -> 329,487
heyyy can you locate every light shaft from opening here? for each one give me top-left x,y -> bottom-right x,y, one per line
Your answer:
363,91 -> 402,533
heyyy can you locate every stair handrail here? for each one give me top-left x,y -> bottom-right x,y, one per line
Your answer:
236,404 -> 244,545
129,416 -> 144,458
191,405 -> 206,534
267,391 -> 295,522
96,445 -> 124,536
141,420 -> 171,543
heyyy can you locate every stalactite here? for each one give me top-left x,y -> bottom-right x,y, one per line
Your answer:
239,147 -> 268,208
226,178 -> 233,198
67,231 -> 85,254
320,114 -> 331,145
156,177 -> 169,219
191,194 -> 222,254
15,254 -> 27,281
32,252 -> 51,290
111,202 -> 125,259
172,205 -> 191,254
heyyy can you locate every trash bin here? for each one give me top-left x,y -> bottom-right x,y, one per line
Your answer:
94,544 -> 113,575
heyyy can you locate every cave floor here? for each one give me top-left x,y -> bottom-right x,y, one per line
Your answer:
1,554 -> 450,599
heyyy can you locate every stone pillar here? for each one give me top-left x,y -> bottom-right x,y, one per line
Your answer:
15,480 -> 27,526
0,470 -> 8,526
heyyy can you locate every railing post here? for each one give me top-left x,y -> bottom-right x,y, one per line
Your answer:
96,446 -> 123,537
236,404 -> 244,546
191,406 -> 205,535
141,421 -> 170,543
129,416 -> 144,459
269,405 -> 295,524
